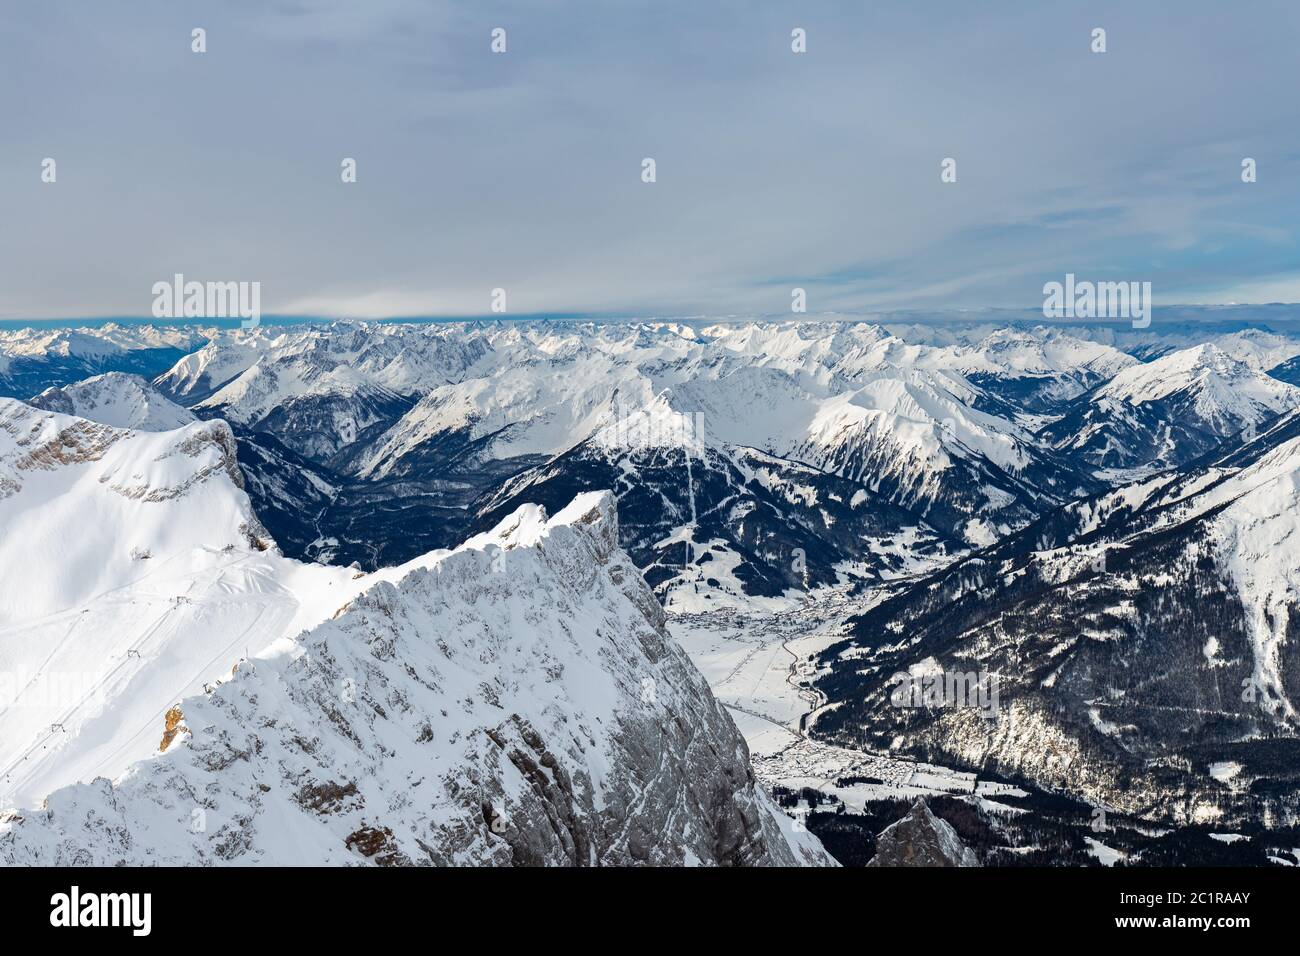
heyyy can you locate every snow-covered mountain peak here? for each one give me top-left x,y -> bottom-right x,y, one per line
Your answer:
0,399 -> 266,623
0,325 -> 209,362
590,393 -> 705,453
955,325 -> 1137,378
796,367 -> 1040,487
1098,343 -> 1296,412
1041,342 -> 1300,478
460,489 -> 619,555
29,372 -> 196,431
0,487 -> 831,866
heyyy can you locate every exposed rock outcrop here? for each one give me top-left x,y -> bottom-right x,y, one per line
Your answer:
867,800 -> 978,867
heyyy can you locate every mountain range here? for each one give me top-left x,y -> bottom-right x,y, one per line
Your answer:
4,315 -> 1300,865
0,393 -> 826,865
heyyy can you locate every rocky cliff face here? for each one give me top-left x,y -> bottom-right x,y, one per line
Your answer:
867,800 -> 978,867
0,492 -> 832,866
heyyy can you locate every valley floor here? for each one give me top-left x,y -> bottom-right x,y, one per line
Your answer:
674,594 -> 1299,867
670,590 -> 1010,817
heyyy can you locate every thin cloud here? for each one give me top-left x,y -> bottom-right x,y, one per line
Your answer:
1,0 -> 1297,319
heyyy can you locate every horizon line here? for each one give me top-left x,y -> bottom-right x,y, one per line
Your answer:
5,302 -> 1300,330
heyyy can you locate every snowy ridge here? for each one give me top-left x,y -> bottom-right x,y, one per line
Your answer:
0,398 -> 265,623
0,325 -> 209,401
0,325 -> 206,363
29,373 -> 196,431
1067,430 -> 1300,720
1096,343 -> 1300,421
1042,344 -> 1300,476
815,405 -> 1300,822
0,491 -> 831,866
332,323 -> 1095,549
0,398 -> 382,806
1166,436 -> 1300,719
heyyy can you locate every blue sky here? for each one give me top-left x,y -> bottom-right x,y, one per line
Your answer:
2,0 -> 1298,320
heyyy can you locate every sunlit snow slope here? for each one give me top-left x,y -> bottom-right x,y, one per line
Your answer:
0,490 -> 830,866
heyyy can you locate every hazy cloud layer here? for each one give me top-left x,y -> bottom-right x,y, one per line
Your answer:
2,0 -> 1298,319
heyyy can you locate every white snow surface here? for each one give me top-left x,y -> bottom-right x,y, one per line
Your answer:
1199,437 -> 1300,719
1096,343 -> 1300,426
28,373 -> 196,431
0,398 -> 367,805
0,489 -> 831,865
0,398 -> 830,865
0,324 -> 207,363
